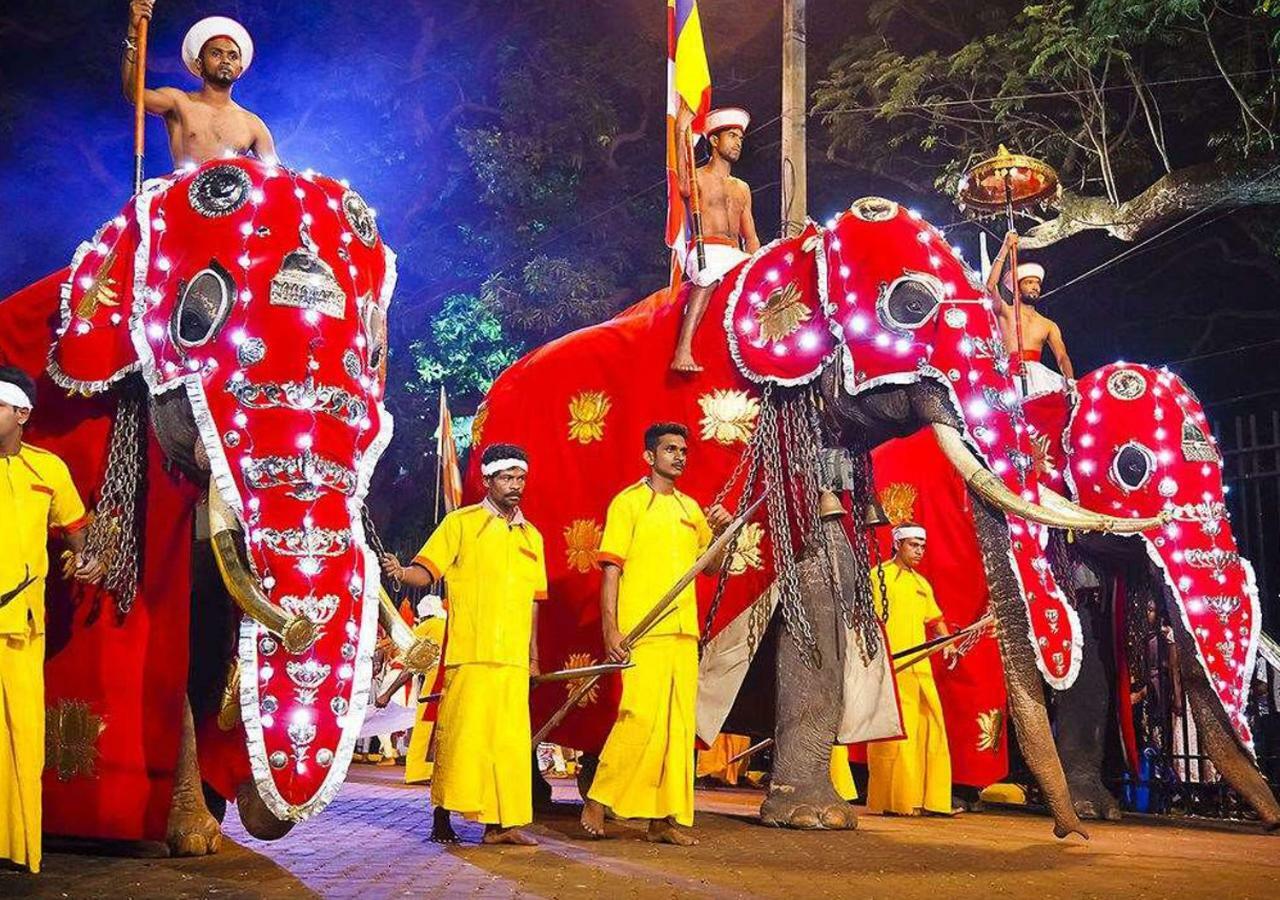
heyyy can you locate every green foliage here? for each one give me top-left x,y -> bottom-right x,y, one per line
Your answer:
407,293 -> 523,401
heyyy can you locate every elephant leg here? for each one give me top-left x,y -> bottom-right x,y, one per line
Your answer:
165,696 -> 224,856
760,520 -> 857,831
235,780 -> 296,841
970,499 -> 1088,839
1171,618 -> 1280,830
1055,591 -> 1122,821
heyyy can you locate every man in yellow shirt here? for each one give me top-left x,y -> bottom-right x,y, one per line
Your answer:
582,422 -> 729,845
0,367 -> 103,873
380,443 -> 546,846
866,522 -> 956,817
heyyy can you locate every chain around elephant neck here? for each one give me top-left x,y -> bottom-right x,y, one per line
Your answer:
84,378 -> 146,614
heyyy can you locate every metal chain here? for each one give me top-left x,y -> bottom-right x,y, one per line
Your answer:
84,380 -> 146,614
847,441 -> 889,659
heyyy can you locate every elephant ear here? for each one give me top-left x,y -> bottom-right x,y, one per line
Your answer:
48,204 -> 145,394
724,223 -> 838,387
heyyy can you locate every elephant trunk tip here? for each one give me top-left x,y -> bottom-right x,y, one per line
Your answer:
1053,819 -> 1090,841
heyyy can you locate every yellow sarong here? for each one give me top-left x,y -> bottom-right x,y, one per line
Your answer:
866,669 -> 951,814
0,621 -> 44,873
829,746 -> 858,802
588,635 -> 697,826
404,618 -> 446,785
430,663 -> 531,827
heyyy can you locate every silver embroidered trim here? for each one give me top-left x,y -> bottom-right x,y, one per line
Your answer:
237,337 -> 266,367
243,451 -> 357,500
270,246 -> 346,319
280,593 -> 341,625
225,375 -> 367,425
258,527 -> 351,558
342,190 -> 378,247
1106,368 -> 1147,401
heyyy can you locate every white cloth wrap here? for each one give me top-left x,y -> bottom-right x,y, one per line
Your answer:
685,242 -> 750,287
892,525 -> 926,543
0,382 -> 33,409
480,458 -> 528,476
182,16 -> 255,76
1018,360 -> 1066,399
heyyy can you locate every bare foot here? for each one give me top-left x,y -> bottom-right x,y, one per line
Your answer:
646,818 -> 698,846
670,351 -> 703,373
430,807 -> 460,844
483,825 -> 538,846
580,798 -> 607,839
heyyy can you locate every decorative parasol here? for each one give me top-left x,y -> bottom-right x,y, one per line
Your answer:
957,146 -> 1060,395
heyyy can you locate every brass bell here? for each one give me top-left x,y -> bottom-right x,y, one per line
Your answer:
819,490 -> 848,520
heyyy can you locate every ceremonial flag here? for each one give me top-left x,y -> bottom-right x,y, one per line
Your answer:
436,386 -> 463,516
666,0 -> 712,286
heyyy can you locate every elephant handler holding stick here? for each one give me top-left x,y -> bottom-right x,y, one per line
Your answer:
581,422 -> 731,844
380,444 -> 548,846
0,367 -> 104,873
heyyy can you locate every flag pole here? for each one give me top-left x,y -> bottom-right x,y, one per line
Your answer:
132,14 -> 151,194
686,128 -> 707,272
433,385 -> 445,526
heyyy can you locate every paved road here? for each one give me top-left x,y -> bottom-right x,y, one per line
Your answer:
5,767 -> 1279,899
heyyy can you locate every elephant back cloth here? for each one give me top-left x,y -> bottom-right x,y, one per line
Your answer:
0,270 -> 200,842
0,156 -> 399,837
470,200 -> 1081,755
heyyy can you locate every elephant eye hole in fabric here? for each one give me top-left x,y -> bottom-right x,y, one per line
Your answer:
1110,440 -> 1156,492
876,271 -> 943,333
172,259 -> 236,348
361,295 -> 387,371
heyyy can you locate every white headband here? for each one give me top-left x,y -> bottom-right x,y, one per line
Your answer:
893,525 -> 926,543
481,458 -> 528,477
0,382 -> 33,410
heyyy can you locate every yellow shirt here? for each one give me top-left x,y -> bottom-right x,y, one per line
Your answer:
597,480 -> 712,639
413,500 -> 547,668
0,442 -> 88,635
872,560 -> 944,677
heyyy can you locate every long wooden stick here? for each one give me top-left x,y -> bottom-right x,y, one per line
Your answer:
132,16 -> 150,195
726,737 -> 773,767
1003,173 -> 1029,397
687,129 -> 707,272
892,613 -> 994,674
531,493 -> 768,746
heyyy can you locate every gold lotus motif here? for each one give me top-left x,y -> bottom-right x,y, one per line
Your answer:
758,282 -> 812,343
568,391 -> 612,444
46,699 -> 106,781
1030,432 -> 1055,474
564,519 -> 603,573
976,708 -> 1004,753
880,482 -> 918,527
75,249 -> 121,320
472,403 -> 489,447
564,651 -> 601,707
728,522 -> 765,576
698,390 -> 760,446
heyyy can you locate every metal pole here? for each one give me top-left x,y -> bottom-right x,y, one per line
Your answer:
781,0 -> 807,236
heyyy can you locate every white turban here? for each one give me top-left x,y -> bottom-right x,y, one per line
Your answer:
0,381 -> 33,410
1003,262 -> 1045,292
182,16 -> 254,78
893,524 -> 926,543
700,107 -> 751,141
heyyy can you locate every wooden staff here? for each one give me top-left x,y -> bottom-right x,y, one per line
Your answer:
531,492 -> 768,746
891,613 -> 995,674
726,737 -> 773,767
1003,173 -> 1030,397
132,15 -> 150,195
687,128 -> 707,272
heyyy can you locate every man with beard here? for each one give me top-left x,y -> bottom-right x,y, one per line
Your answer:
124,2 -> 276,167
581,423 -> 730,844
670,105 -> 761,373
380,444 -> 547,846
986,231 -> 1074,396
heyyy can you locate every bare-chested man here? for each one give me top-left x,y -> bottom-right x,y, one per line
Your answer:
671,105 -> 761,373
986,230 -> 1074,397
124,1 -> 276,168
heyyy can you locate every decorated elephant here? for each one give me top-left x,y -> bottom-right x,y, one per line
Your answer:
472,197 -> 1160,837
0,156 -> 432,854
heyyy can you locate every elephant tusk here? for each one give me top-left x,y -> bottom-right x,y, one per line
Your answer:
932,424 -> 1169,534
207,489 -> 318,654
377,588 -> 441,673
1036,483 -> 1169,534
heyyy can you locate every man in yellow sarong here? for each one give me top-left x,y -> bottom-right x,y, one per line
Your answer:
380,443 -> 546,846
0,367 -> 103,873
866,522 -> 957,817
581,422 -> 729,845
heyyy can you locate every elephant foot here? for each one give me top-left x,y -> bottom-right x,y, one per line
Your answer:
166,798 -> 223,857
760,783 -> 858,830
1067,776 -> 1122,821
235,781 -> 295,841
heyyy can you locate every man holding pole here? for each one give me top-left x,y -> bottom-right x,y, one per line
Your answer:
670,105 -> 761,373
124,1 -> 276,168
866,522 -> 957,817
379,444 -> 546,846
985,232 -> 1074,397
581,423 -> 730,844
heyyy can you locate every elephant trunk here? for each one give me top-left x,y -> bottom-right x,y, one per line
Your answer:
970,495 -> 1089,840
1169,609 -> 1280,830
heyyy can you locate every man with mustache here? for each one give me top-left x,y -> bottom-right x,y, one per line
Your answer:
124,2 -> 277,167
671,106 -> 761,373
986,231 -> 1074,397
581,422 -> 730,844
380,444 -> 546,846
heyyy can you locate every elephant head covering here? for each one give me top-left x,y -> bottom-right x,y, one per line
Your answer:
182,16 -> 255,77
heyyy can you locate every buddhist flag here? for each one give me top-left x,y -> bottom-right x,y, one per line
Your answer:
436,386 -> 463,515
666,0 -> 712,283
